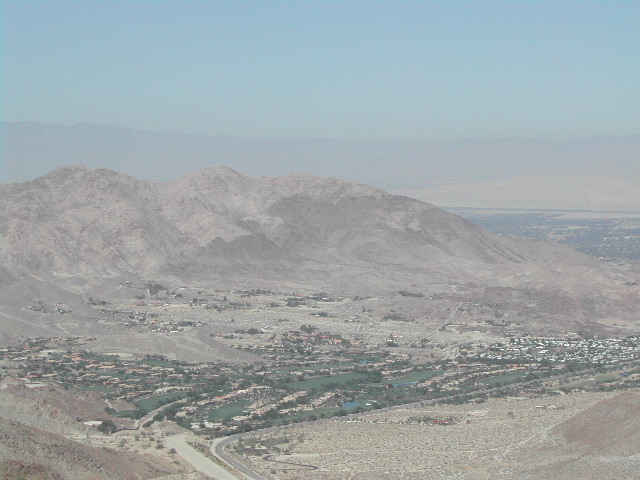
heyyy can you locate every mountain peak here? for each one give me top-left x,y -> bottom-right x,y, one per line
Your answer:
35,165 -> 134,183
1,165 -> 638,334
185,165 -> 247,179
265,172 -> 385,201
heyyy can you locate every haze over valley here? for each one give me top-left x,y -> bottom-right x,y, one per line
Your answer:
4,122 -> 639,198
3,1 -> 639,479
2,165 -> 638,343
1,165 -> 640,479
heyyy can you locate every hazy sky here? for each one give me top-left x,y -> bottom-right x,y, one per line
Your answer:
2,1 -> 639,141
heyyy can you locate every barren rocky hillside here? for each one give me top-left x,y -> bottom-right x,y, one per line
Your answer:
507,392 -> 640,479
0,165 -> 610,279
0,379 -> 125,435
550,391 -> 640,455
0,416 -> 189,480
0,379 -> 204,480
1,165 -> 638,339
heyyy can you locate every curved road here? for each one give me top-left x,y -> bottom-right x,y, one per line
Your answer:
165,432 -> 244,480
208,359 -> 640,480
213,435 -> 268,480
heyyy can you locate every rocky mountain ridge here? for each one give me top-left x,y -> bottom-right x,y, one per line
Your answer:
2,165 -> 538,279
1,165 -> 638,340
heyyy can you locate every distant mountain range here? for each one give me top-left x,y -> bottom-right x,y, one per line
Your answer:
0,165 -> 595,283
1,166 -> 638,340
3,122 -> 639,192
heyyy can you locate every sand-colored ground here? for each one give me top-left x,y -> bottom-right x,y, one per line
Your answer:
242,390 -> 640,480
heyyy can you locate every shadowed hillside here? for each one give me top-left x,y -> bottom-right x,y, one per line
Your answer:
1,166 -> 638,341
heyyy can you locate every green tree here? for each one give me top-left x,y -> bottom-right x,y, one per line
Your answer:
97,419 -> 116,434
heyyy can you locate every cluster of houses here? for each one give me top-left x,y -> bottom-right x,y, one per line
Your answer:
5,330 -> 640,439
1,339 -> 235,402
481,336 -> 640,365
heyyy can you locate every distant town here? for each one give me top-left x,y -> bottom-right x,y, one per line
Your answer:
454,209 -> 640,263
3,315 -> 639,437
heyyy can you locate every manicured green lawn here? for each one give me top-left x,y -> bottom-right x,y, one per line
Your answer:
208,400 -> 251,422
134,392 -> 188,412
283,373 -> 370,391
386,370 -> 444,384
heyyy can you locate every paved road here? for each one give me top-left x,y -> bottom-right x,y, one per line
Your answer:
213,436 -> 268,480
133,398 -> 188,429
165,432 -> 244,480
208,359 -> 640,480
